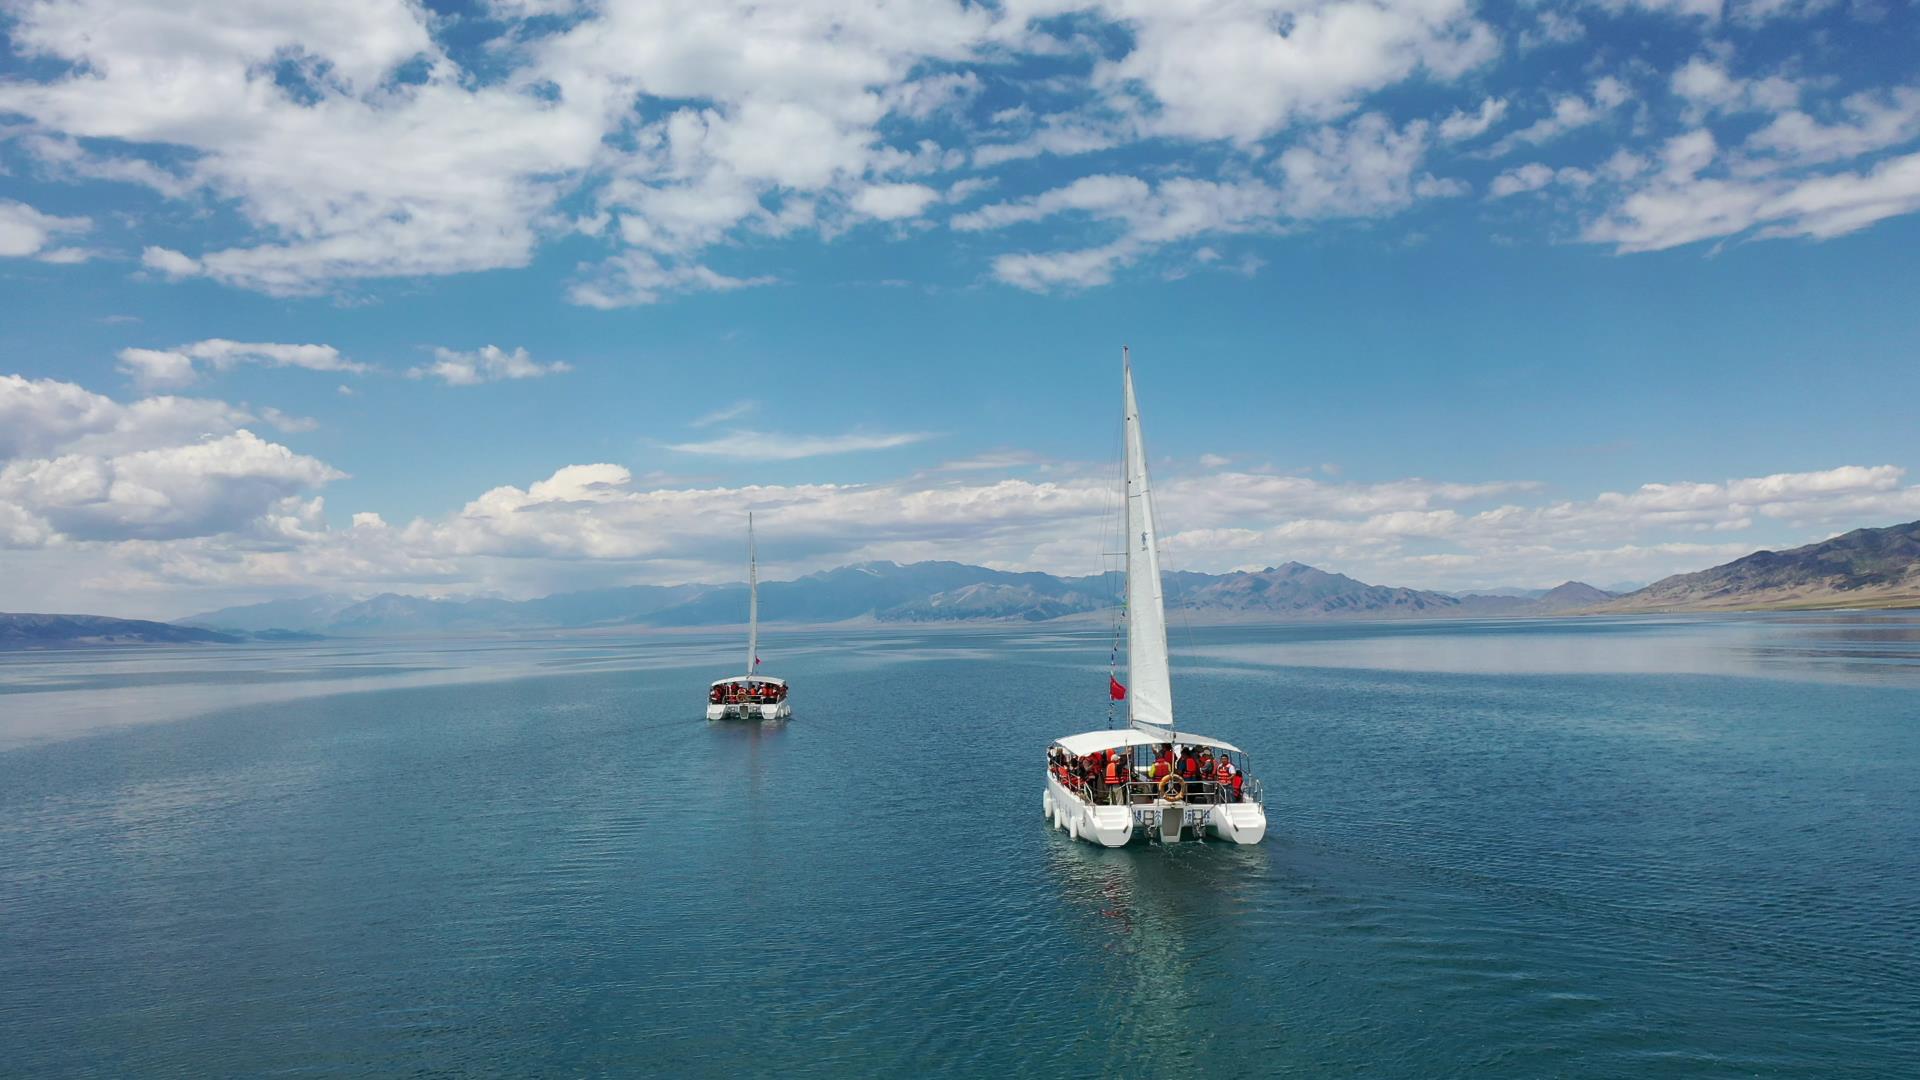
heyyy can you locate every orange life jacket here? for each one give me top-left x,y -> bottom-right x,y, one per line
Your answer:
1104,759 -> 1123,785
1180,755 -> 1199,778
1214,762 -> 1232,782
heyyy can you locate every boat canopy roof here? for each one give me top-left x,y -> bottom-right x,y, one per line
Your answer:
711,675 -> 785,687
1052,728 -> 1242,756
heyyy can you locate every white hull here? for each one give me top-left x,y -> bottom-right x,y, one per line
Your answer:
707,700 -> 791,721
1044,772 -> 1265,846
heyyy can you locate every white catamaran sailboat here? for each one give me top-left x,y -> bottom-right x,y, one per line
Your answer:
1043,349 -> 1267,846
706,513 -> 792,721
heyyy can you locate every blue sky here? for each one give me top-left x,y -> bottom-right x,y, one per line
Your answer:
2,0 -> 1917,617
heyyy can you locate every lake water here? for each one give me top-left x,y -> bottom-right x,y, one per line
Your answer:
3,615 -> 1918,1077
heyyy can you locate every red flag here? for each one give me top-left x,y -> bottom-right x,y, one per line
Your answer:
1109,675 -> 1127,701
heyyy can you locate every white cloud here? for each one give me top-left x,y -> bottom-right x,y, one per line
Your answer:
690,400 -> 759,428
1438,97 -> 1508,141
2,0 -> 1918,302
1746,87 -> 1920,165
567,252 -> 776,309
0,374 -> 256,459
1585,129 -> 1920,251
115,340 -> 368,388
0,199 -> 91,259
141,246 -> 201,278
1489,162 -> 1594,198
115,349 -> 200,390
664,430 -> 934,460
1278,113 -> 1459,218
408,345 -> 571,387
952,175 -> 1152,232
852,182 -> 942,221
22,134 -> 198,199
0,375 -> 343,546
0,431 -> 343,543
1489,77 -> 1632,156
990,242 -> 1139,292
971,114 -> 1122,168
1096,0 -> 1498,143
7,374 -> 1916,611
1589,0 -> 1724,17
1669,57 -> 1800,119
968,175 -> 1283,290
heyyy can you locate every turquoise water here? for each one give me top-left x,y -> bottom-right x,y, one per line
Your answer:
2,616 -> 1917,1077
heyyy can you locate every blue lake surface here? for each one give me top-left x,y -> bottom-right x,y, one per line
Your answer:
3,615 -> 1918,1077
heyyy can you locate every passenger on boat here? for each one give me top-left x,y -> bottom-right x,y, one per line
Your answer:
1195,747 -> 1215,798
1103,750 -> 1128,805
1153,744 -> 1174,781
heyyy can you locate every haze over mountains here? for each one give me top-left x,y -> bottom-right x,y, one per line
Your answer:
10,519 -> 1914,647
0,614 -> 316,647
176,560 -> 1612,636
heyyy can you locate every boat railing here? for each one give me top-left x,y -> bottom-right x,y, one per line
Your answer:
1056,777 -> 1237,806
1054,772 -> 1260,808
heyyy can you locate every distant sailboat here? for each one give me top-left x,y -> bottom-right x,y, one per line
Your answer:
1043,348 -> 1266,845
706,512 -> 791,721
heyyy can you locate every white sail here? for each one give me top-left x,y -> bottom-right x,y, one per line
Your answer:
1123,348 -> 1175,741
746,511 -> 758,678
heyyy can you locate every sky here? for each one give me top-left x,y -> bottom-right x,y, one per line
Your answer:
1,0 -> 1918,619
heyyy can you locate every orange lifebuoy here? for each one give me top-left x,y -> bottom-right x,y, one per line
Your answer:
1158,774 -> 1186,802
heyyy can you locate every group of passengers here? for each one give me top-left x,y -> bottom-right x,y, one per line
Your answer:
710,681 -> 788,705
1047,743 -> 1246,804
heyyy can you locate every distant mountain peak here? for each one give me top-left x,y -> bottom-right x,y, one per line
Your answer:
1598,519 -> 1920,613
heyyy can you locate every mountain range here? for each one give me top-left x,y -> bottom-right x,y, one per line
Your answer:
0,613 -> 318,648
14,519 -> 1914,646
176,560 -> 1617,636
1595,519 -> 1920,613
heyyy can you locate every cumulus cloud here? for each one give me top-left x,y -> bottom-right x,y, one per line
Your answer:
852,183 -> 941,221
1097,0 -> 1498,142
6,375 -> 1916,610
1,0 -> 1917,297
0,199 -> 91,260
0,431 -> 343,542
408,345 -> 571,386
44,452 -> 1920,612
0,0 -> 1512,299
1278,113 -> 1463,218
1489,162 -> 1595,198
0,375 -> 343,546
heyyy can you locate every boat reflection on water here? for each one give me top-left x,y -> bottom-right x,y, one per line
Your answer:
1042,837 -> 1274,1069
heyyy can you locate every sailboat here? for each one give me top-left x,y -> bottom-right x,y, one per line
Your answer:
706,512 -> 792,721
1043,349 -> 1267,846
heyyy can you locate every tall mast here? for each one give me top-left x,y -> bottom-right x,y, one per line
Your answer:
1123,347 -> 1175,740
746,512 -> 758,677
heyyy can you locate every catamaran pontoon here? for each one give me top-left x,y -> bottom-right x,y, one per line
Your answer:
707,513 -> 792,721
1043,348 -> 1267,846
